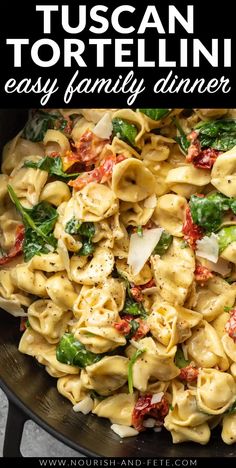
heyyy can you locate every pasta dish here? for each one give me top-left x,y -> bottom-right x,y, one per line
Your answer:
0,108 -> 236,444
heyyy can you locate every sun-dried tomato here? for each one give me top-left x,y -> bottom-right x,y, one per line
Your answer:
225,309 -> 236,343
191,148 -> 221,169
132,394 -> 169,432
0,224 -> 24,265
194,264 -> 213,285
179,365 -> 199,382
182,206 -> 203,249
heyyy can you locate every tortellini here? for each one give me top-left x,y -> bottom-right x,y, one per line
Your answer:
72,183 -> 118,222
43,129 -> 70,156
40,181 -> 71,206
125,338 -> 179,391
140,134 -> 174,162
2,133 -> 44,175
194,277 -> 236,322
28,299 -> 72,343
46,272 -> 79,309
11,264 -> 48,297
147,301 -> 202,351
222,414 -> 236,444
120,199 -> 155,227
81,356 -> 128,395
70,247 -> 114,285
9,159 -> 48,207
93,393 -> 137,426
57,374 -> 88,405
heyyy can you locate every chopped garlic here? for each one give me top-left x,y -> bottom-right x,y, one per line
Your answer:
111,424 -> 139,438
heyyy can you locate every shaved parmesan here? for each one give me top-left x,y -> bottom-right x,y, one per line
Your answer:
197,257 -> 231,277
73,396 -> 93,414
144,194 -> 157,209
151,392 -> 164,405
111,424 -> 139,438
196,234 -> 219,263
0,297 -> 27,317
128,228 -> 163,276
93,112 -> 113,139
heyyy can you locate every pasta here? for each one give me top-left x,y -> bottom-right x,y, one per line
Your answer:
1,107 -> 236,446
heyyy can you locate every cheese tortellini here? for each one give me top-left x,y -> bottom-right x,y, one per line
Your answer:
1,107 -> 236,447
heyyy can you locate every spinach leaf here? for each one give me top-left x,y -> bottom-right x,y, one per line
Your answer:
8,185 -> 58,261
24,156 -> 80,180
22,110 -> 68,142
122,297 -> 146,317
217,226 -> 236,253
153,231 -> 173,255
65,217 -> 95,256
56,333 -> 102,368
139,109 -> 171,121
128,348 -> 146,394
174,347 -> 190,369
112,118 -> 138,146
137,226 -> 143,237
173,119 -> 190,154
195,119 -> 236,151
189,194 -> 227,232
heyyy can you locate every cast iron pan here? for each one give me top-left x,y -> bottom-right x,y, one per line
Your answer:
0,110 -> 235,458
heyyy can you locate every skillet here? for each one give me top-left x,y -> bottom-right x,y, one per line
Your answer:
0,109 -> 235,458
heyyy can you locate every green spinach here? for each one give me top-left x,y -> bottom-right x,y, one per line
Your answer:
153,231 -> 173,255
